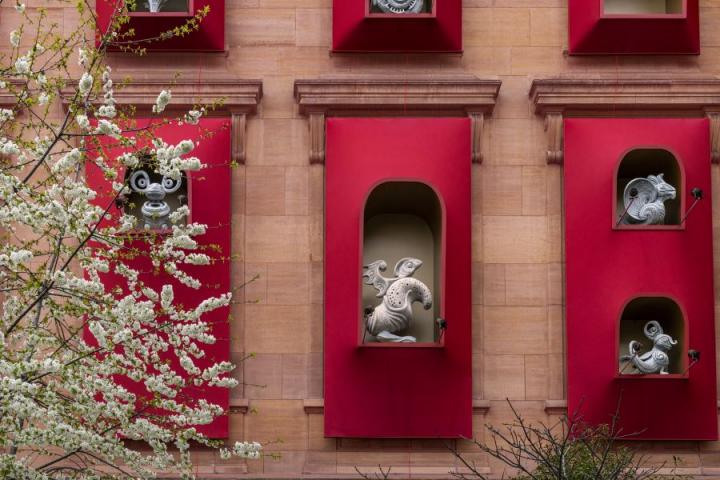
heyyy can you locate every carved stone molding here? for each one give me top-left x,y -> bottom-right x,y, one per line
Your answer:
472,399 -> 491,415
61,78 -> 263,164
530,77 -> 720,164
294,76 -> 501,164
228,398 -> 250,415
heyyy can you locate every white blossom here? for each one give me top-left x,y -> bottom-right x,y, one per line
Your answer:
97,104 -> 116,118
152,89 -> 171,113
15,3 -> 25,13
75,114 -> 90,130
78,47 -> 89,67
10,30 -> 21,48
0,109 -> 14,122
14,55 -> 30,74
37,92 -> 49,105
79,72 -> 93,94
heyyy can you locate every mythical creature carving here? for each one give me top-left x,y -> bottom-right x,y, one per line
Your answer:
128,169 -> 185,230
620,320 -> 678,375
621,174 -> 677,225
372,0 -> 425,14
362,257 -> 432,343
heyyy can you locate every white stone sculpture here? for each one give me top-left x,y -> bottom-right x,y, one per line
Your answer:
621,174 -> 677,225
362,257 -> 432,343
620,320 -> 678,374
129,169 -> 184,230
145,0 -> 168,12
372,0 -> 425,14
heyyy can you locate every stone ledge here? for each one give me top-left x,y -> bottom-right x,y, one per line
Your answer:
303,398 -> 325,414
228,398 -> 249,415
544,399 -> 567,415
472,399 -> 491,415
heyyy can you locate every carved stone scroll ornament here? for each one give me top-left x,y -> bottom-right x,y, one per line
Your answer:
621,174 -> 676,225
128,169 -> 185,230
362,258 -> 432,343
620,321 -> 678,375
372,0 -> 424,13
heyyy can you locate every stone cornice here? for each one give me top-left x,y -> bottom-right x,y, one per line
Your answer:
61,77 -> 263,114
530,77 -> 720,116
60,77 -> 262,164
294,76 -> 501,164
529,76 -> 720,164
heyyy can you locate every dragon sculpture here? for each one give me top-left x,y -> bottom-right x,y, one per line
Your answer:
620,320 -> 678,374
128,169 -> 185,230
372,0 -> 425,14
621,174 -> 677,225
362,257 -> 432,343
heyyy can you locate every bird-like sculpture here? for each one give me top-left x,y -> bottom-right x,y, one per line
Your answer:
362,257 -> 432,343
621,174 -> 677,225
620,320 -> 678,374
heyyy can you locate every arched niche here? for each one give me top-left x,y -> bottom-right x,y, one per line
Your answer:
604,0 -> 684,15
361,181 -> 443,344
618,297 -> 685,375
615,148 -> 682,226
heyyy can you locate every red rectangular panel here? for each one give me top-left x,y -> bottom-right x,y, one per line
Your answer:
87,118 -> 232,438
568,0 -> 699,54
325,118 -> 472,438
96,0 -> 224,51
564,118 -> 716,440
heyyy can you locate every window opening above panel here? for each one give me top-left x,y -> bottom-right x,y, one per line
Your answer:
615,148 -> 682,228
603,0 -> 685,16
367,0 -> 435,16
618,297 -> 686,376
361,182 -> 442,345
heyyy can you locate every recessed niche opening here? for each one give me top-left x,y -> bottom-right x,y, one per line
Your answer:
124,158 -> 188,231
130,0 -> 191,14
603,0 -> 684,15
618,297 -> 685,376
361,182 -> 442,345
615,148 -> 682,227
368,0 -> 433,15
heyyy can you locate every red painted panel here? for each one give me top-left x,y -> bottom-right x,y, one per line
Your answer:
96,0 -> 224,51
87,118 -> 232,438
568,0 -> 699,54
332,0 -> 461,52
564,118 -> 716,440
325,118 -> 472,438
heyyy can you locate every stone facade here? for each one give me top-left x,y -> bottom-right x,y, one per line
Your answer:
8,0 -> 720,477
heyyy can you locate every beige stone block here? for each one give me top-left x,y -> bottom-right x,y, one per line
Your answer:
260,76 -> 295,119
245,305 -> 310,353
262,119 -> 309,166
472,262 -> 483,305
307,351 -> 323,397
244,262 -> 267,304
230,351 -> 246,399
462,47 -> 513,76
472,214 -> 484,262
484,306 -> 547,355
309,165 -> 324,214
245,216 -> 310,263
483,263 -> 505,306
260,0 -> 330,6
246,400 -> 308,450
524,354 -> 549,400
490,8 -> 531,47
282,353 -> 308,399
267,262 -> 309,305
482,166 -> 522,215
546,165 -> 562,215
231,165 -> 246,216
305,451 -> 338,474
511,46 -> 563,75
548,214 -> 562,263
296,8 -> 331,47
530,7 -> 566,47
308,414 -> 336,451
245,119 -> 264,166
547,353 -> 565,400
243,353 -> 282,399
230,306 -> 245,351
229,9 -> 296,47
245,166 -> 285,215
472,306 -> 483,351
472,165 -> 482,214
310,213 -> 324,261
493,75 -> 531,119
309,303 -> 324,353
472,352 -> 483,397
521,166 -> 547,216
463,7 -> 493,47
547,263 -> 563,305
264,451 -> 307,472
338,450 -> 412,467
483,216 -> 548,264
310,261 -> 324,305
505,264 -> 547,306
487,119 -> 541,166
285,167 -> 309,216
483,355 -> 525,400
